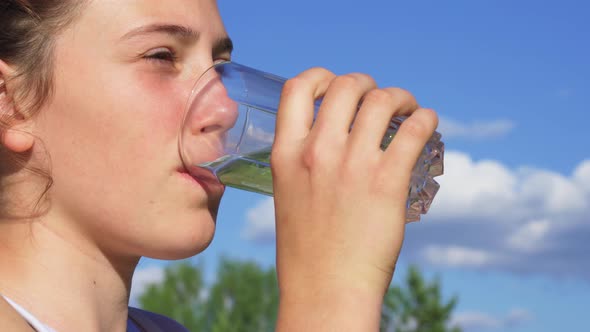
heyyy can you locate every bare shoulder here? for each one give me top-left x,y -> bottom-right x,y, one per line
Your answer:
129,307 -> 190,332
0,296 -> 35,332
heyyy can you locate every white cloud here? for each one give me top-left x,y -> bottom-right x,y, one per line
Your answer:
423,245 -> 496,267
242,149 -> 590,280
242,197 -> 275,242
507,219 -> 551,252
505,308 -> 534,326
518,168 -> 587,214
451,311 -> 502,330
430,151 -> 589,224
438,117 -> 516,140
416,152 -> 589,278
574,160 -> 590,193
451,308 -> 533,331
246,125 -> 275,145
431,151 -> 518,221
129,266 -> 165,307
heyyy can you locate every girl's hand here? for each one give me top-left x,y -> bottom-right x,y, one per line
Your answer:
272,68 -> 438,331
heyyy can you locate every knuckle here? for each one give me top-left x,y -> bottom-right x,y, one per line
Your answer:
383,87 -> 414,100
308,66 -> 334,77
332,75 -> 360,90
270,143 -> 297,172
283,68 -> 335,99
269,157 -> 281,174
364,88 -> 396,106
349,72 -> 375,85
282,77 -> 306,98
270,147 -> 287,171
303,67 -> 336,85
301,141 -> 333,170
384,87 -> 418,109
400,115 -> 430,139
301,142 -> 320,169
269,145 -> 284,164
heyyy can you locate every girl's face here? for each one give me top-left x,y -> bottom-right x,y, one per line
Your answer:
31,0 -> 233,259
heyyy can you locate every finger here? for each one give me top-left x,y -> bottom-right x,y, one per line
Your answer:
310,73 -> 377,145
348,88 -> 419,155
381,108 -> 438,186
274,68 -> 336,148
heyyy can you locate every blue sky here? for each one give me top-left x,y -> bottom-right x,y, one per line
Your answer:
133,1 -> 590,331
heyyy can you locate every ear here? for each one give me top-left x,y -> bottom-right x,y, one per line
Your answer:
0,59 -> 35,153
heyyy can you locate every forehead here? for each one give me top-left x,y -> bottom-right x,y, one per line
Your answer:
81,0 -> 226,39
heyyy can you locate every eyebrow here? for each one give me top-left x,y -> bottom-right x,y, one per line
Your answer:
212,36 -> 234,57
120,23 -> 201,42
120,23 -> 234,56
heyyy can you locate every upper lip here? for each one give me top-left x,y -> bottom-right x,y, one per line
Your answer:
176,165 -> 190,174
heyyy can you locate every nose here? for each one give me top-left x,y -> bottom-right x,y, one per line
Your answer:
181,68 -> 239,165
186,72 -> 238,135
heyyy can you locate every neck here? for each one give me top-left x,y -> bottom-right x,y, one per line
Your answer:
0,214 -> 139,332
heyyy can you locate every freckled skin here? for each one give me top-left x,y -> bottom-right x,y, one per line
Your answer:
31,0 -> 231,260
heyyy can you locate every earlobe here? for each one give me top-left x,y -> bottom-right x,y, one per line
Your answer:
2,128 -> 35,153
0,60 -> 35,153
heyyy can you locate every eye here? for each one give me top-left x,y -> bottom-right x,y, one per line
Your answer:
143,47 -> 177,64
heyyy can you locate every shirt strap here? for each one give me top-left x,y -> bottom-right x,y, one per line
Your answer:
128,307 -> 165,332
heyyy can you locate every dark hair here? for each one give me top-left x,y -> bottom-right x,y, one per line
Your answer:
0,0 -> 86,219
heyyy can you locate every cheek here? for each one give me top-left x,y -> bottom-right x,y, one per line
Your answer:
126,71 -> 190,144
91,69 -> 193,166
33,67 -> 194,228
39,64 -> 191,191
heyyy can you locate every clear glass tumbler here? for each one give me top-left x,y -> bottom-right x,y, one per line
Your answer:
179,61 -> 444,222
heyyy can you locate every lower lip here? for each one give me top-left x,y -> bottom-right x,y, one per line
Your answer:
177,171 -> 224,194
178,171 -> 200,184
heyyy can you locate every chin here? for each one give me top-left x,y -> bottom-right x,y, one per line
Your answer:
144,212 -> 217,260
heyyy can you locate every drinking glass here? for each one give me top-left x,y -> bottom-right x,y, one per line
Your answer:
179,61 -> 444,222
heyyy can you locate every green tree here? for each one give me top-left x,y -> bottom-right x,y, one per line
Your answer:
205,258 -> 278,332
381,265 -> 461,332
138,258 -> 278,332
139,262 -> 208,331
140,260 -> 460,332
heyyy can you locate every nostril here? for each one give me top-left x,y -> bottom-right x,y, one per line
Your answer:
201,124 -> 223,134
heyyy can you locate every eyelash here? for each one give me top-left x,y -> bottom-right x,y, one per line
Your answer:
142,48 -> 232,66
143,48 -> 178,64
